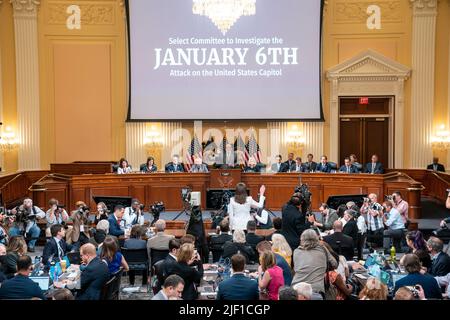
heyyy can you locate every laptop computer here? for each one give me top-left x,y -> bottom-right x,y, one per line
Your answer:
29,276 -> 50,291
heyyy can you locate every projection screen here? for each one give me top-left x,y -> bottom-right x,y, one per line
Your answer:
126,0 -> 324,120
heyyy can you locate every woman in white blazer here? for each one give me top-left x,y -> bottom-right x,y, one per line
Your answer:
228,182 -> 266,231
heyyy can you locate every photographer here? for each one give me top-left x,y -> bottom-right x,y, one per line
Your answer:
382,200 -> 405,253
45,198 -> 69,237
69,201 -> 90,250
123,198 -> 145,229
308,203 -> 338,232
94,202 -> 109,225
0,213 -> 9,245
360,193 -> 384,248
8,198 -> 45,253
281,194 -> 312,251
392,191 -> 409,227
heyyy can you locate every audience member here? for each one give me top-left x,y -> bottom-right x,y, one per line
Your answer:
94,202 -> 109,225
309,203 -> 338,232
342,210 -> 359,247
281,195 -> 310,250
355,205 -> 367,260
160,239 -> 181,281
0,244 -> 6,283
165,242 -> 203,300
293,282 -> 313,300
404,230 -> 431,271
258,250 -> 284,300
147,219 -> 175,264
427,237 -> 450,276
117,158 -> 132,174
0,214 -> 8,246
216,254 -> 259,300
89,219 -> 109,248
123,199 -> 145,229
321,242 -> 353,300
245,220 -> 265,260
221,230 -> 255,264
0,255 -> 46,300
52,288 -> 75,300
209,220 -> 232,262
292,229 -> 337,296
303,153 -> 317,172
427,157 -> 445,172
267,217 -> 283,241
124,225 -> 147,286
152,274 -> 185,300
165,154 -> 185,173
271,233 -> 292,266
434,272 -> 450,299
180,234 -> 196,245
100,235 -> 129,275
323,220 -> 354,261
358,277 -> 387,300
278,286 -> 298,300
142,156 -> 158,173
107,205 -> 125,237
363,154 -> 384,174
5,236 -> 27,278
394,285 -> 426,300
228,182 -> 265,231
256,241 -> 292,286
42,224 -> 72,266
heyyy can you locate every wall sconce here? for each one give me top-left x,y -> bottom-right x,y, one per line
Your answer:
144,126 -> 162,148
0,125 -> 19,152
286,125 -> 305,148
431,124 -> 450,150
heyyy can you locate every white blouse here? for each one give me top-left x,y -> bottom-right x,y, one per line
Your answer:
228,195 -> 265,231
117,166 -> 132,174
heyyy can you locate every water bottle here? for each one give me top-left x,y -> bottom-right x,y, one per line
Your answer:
208,251 -> 213,264
390,245 -> 396,262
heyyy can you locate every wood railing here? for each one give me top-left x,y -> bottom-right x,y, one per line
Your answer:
0,171 -> 49,208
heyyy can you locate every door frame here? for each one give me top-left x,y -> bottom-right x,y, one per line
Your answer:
338,96 -> 394,167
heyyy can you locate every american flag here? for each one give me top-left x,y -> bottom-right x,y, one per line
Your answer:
235,134 -> 246,165
185,135 -> 202,171
245,132 -> 262,165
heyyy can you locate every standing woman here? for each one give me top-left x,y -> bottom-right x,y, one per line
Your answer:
228,182 -> 265,231
117,158 -> 132,174
141,156 -> 157,173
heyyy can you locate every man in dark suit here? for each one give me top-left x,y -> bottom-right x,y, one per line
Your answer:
304,153 -> 317,172
281,195 -> 312,251
245,221 -> 265,262
108,205 -> 125,237
342,210 -> 359,246
42,224 -> 72,266
339,157 -> 359,174
75,243 -> 110,300
161,239 -> 180,280
271,154 -> 289,173
209,220 -> 232,262
427,237 -> 450,276
216,254 -> 259,300
152,274 -> 184,300
323,220 -> 355,260
284,152 -> 296,171
0,255 -> 46,300
165,155 -> 186,173
427,157 -> 446,172
292,157 -> 306,173
363,154 -> 384,174
315,155 -> 332,173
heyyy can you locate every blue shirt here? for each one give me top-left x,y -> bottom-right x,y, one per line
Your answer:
385,208 -> 404,230
105,252 -> 122,274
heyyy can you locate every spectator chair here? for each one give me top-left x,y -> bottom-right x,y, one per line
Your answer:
121,248 -> 149,289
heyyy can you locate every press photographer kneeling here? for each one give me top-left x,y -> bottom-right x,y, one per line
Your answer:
8,198 -> 45,252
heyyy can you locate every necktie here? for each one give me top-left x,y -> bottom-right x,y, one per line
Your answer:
57,241 -> 63,259
371,163 -> 375,174
373,214 -> 379,230
434,164 -> 437,171
347,166 -> 350,173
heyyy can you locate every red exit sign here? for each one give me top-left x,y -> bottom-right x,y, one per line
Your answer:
359,97 -> 369,104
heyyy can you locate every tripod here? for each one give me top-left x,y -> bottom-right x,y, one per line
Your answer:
172,200 -> 190,221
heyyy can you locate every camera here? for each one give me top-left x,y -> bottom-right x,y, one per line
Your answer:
385,195 -> 393,201
0,207 -> 14,217
80,205 -> 90,212
181,187 -> 192,202
150,201 -> 165,225
363,197 -> 370,203
405,286 -> 420,299
56,204 -> 65,210
370,202 -> 383,211
139,204 -> 145,211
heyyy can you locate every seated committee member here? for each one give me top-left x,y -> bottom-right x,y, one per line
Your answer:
349,154 -> 362,172
216,254 -> 259,300
243,157 -> 262,173
364,154 -> 384,174
152,274 -> 185,300
141,156 -> 157,173
339,157 -> 359,173
117,158 -> 132,174
107,205 -> 125,237
315,155 -> 332,173
284,153 -> 296,172
0,255 -> 46,300
271,154 -> 289,173
165,155 -> 185,173
228,183 -> 265,231
292,157 -> 306,172
42,224 -> 72,266
303,153 -> 317,172
190,156 -> 209,173
427,157 -> 445,172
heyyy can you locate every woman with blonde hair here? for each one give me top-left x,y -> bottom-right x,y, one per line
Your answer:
258,250 -> 284,300
358,277 -> 388,300
5,236 -> 27,278
271,233 -> 292,266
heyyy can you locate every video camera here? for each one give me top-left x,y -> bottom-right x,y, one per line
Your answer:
181,187 -> 192,202
150,201 -> 165,225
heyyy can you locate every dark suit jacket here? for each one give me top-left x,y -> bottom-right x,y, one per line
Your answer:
216,274 -> 259,300
271,162 -> 289,173
77,257 -> 110,300
427,163 -> 445,172
343,220 -> 359,245
316,162 -> 332,173
209,233 -> 233,261
323,232 -> 355,261
291,164 -> 306,173
123,238 -> 147,250
42,237 -> 72,266
107,215 -> 124,237
394,272 -> 442,299
304,161 -> 317,172
4,252 -> 19,279
429,252 -> 450,277
221,242 -> 255,264
284,160 -> 296,172
339,165 -> 359,173
363,162 -> 384,174
166,260 -> 203,300
165,162 -> 185,173
161,254 -> 177,281
141,164 -> 158,173
246,233 -> 265,262
0,274 -> 46,300
281,203 -> 311,250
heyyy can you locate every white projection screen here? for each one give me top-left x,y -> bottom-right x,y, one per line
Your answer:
126,0 -> 324,120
